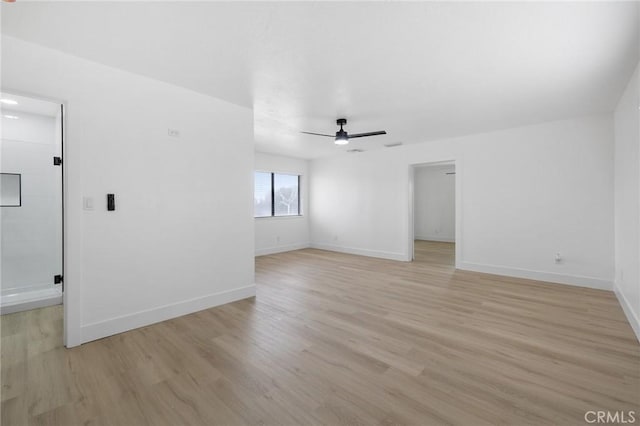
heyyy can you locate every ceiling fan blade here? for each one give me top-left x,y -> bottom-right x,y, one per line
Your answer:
301,131 -> 335,137
348,131 -> 387,139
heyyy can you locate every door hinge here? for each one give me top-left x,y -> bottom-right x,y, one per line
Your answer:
55,275 -> 64,292
53,157 -> 62,166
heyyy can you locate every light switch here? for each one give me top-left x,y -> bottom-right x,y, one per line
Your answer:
107,194 -> 115,211
83,196 -> 94,211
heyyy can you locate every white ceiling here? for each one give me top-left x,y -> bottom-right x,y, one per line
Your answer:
2,2 -> 638,159
1,92 -> 61,117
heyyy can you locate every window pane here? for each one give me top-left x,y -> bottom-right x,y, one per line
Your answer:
254,172 -> 272,217
274,173 -> 299,216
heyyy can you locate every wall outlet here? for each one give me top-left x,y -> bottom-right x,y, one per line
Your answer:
168,128 -> 180,137
555,252 -> 562,263
276,236 -> 280,243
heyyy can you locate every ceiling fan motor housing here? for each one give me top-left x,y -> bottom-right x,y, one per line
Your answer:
334,129 -> 349,145
334,118 -> 349,144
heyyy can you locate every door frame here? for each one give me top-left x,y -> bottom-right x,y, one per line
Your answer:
2,89 -> 79,347
408,159 -> 462,267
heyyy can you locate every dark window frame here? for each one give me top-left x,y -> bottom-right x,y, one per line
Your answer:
254,172 -> 301,218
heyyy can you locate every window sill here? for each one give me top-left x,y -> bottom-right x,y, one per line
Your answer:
255,215 -> 305,220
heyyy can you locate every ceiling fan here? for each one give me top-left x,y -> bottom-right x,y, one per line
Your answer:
301,118 -> 386,145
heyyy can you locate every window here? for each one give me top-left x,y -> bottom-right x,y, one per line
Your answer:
254,172 -> 300,217
254,172 -> 272,217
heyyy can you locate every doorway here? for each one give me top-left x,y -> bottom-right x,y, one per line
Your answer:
1,92 -> 64,314
409,161 -> 458,265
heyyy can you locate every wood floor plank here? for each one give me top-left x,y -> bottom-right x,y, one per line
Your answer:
1,241 -> 638,425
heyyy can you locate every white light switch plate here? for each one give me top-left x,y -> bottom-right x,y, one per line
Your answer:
83,196 -> 94,210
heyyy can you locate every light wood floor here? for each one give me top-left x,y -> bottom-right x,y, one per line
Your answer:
2,241 -> 639,425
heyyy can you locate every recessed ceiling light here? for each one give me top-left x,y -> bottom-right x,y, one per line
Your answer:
0,99 -> 18,105
3,115 -> 19,120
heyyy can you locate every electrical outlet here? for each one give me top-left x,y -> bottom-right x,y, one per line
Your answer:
168,128 -> 180,137
276,236 -> 280,243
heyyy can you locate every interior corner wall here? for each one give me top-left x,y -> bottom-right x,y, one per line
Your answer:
310,114 -> 615,289
414,164 -> 455,242
1,36 -> 255,346
614,62 -> 640,341
255,152 -> 310,255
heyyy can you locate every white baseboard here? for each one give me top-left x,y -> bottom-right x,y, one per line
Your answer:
614,283 -> 640,343
415,235 -> 455,243
310,243 -> 408,262
458,261 -> 612,291
255,242 -> 310,256
1,294 -> 62,315
81,284 -> 256,344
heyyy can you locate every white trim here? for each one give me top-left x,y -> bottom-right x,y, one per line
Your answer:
310,243 -> 407,262
62,98 -> 84,348
415,235 -> 455,243
80,284 -> 256,344
255,242 -> 310,256
1,296 -> 62,315
614,283 -> 640,343
1,282 -> 58,296
408,165 -> 416,261
255,215 -> 305,221
458,261 -> 612,290
408,165 -> 415,261
1,292 -> 62,315
454,158 -> 463,269
407,159 -> 461,266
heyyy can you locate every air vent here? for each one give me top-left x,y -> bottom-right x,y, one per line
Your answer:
347,149 -> 364,153
384,142 -> 403,148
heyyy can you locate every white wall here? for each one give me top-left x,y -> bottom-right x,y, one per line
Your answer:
311,115 -> 614,289
614,62 -> 640,340
414,164 -> 455,242
2,36 -> 255,346
255,152 -> 310,255
1,111 -> 61,295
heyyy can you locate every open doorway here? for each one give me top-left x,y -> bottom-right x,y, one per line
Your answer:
1,92 -> 64,314
410,161 -> 456,266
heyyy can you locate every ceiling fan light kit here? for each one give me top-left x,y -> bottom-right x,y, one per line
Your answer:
334,118 -> 348,145
302,118 -> 387,146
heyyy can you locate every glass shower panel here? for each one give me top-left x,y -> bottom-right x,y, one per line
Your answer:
1,98 -> 62,309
